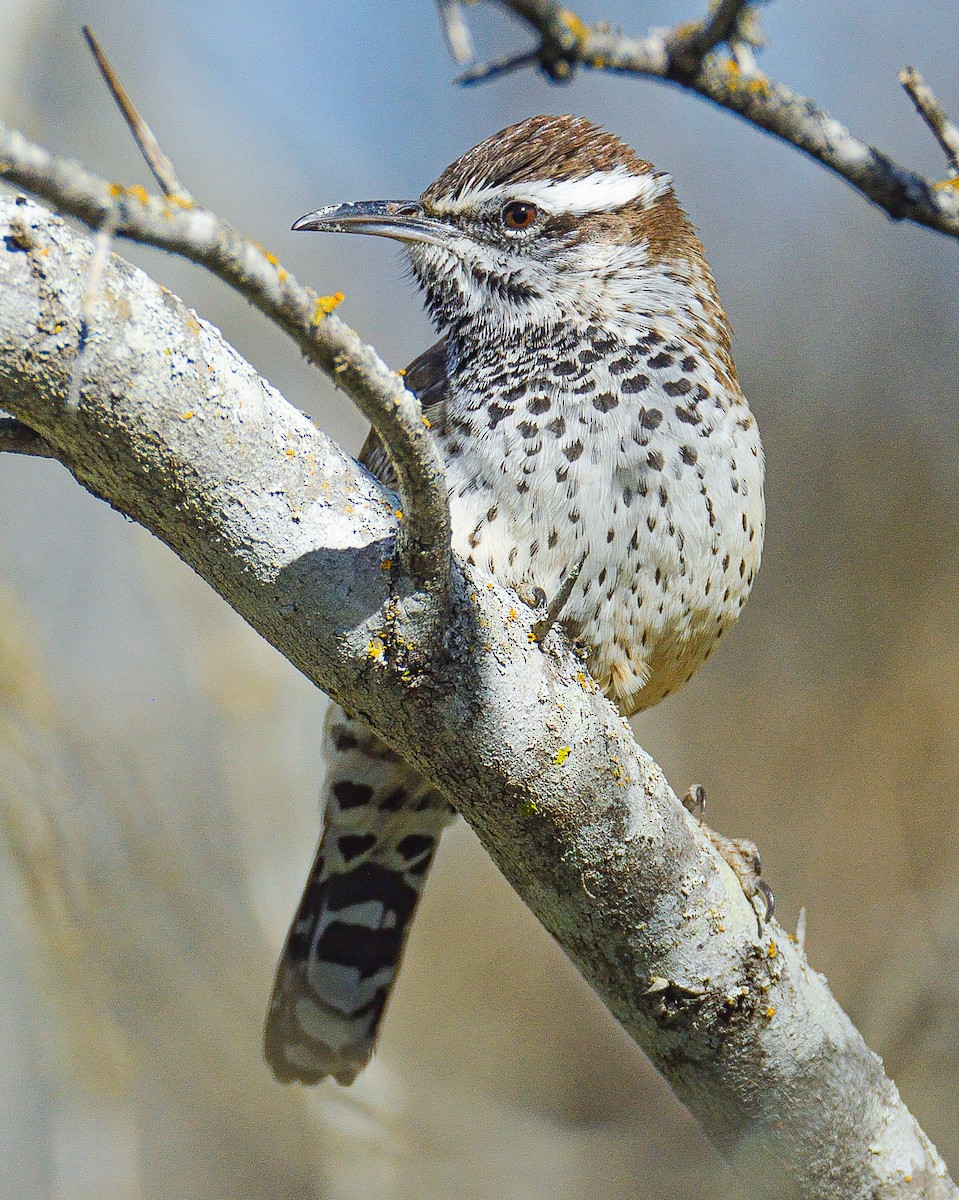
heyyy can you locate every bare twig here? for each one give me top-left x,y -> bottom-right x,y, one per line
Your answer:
0,414 -> 57,457
82,26 -> 191,202
458,47 -> 541,86
0,121 -> 451,590
900,66 -> 959,176
435,0 -> 474,64
448,0 -> 959,240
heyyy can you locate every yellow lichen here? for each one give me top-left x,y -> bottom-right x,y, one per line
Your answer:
767,940 -> 777,958
313,291 -> 344,322
521,798 -> 540,817
764,1005 -> 776,1019
181,411 -> 194,420
422,415 -> 432,429
933,176 -> 959,191
285,448 -> 296,457
394,509 -> 403,521
380,558 -> 393,571
367,638 -> 385,660
558,9 -> 589,42
554,746 -> 571,765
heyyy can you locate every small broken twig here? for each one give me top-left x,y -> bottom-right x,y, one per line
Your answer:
435,0 -> 475,64
899,66 -> 959,176
82,26 -> 192,202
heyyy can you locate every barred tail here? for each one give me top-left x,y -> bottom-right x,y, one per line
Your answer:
264,708 -> 454,1085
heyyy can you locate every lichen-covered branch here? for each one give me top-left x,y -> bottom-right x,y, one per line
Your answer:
0,191 -> 954,1200
457,0 -> 959,240
0,122 -> 451,591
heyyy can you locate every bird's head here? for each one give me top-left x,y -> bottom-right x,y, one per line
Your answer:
294,115 -> 719,342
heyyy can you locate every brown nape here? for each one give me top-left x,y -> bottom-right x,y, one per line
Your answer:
422,114 -> 657,203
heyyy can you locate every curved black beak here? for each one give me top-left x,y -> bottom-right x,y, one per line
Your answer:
292,200 -> 451,247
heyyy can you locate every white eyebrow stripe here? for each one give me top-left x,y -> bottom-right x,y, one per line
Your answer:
432,167 -> 672,216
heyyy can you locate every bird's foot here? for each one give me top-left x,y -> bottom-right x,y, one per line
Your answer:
682,784 -> 774,929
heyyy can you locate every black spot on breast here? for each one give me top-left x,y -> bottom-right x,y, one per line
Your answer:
548,529 -> 559,548
487,403 -> 510,429
528,395 -> 551,415
564,440 -> 584,461
647,450 -> 665,471
640,407 -> 663,429
593,392 -> 619,411
622,374 -> 650,393
547,415 -> 566,437
680,445 -> 698,465
664,378 -> 692,396
609,357 -> 633,375
676,406 -> 702,425
518,421 -> 538,439
681,355 -> 698,372
648,352 -> 673,370
554,360 -> 578,377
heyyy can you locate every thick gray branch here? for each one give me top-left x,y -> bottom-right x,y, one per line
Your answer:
0,195 -> 953,1198
461,0 -> 959,240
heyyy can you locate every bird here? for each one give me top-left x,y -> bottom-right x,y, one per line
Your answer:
264,114 -> 765,1086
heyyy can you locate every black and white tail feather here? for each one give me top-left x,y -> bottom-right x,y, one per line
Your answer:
264,709 -> 454,1084
264,346 -> 454,1086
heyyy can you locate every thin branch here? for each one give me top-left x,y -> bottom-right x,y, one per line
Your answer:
458,47 -> 541,86
435,0 -> 474,64
82,26 -> 191,202
0,414 -> 58,457
452,0 -> 959,240
900,66 -> 959,176
0,121 -> 451,591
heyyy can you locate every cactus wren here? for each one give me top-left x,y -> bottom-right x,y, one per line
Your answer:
265,115 -> 765,1085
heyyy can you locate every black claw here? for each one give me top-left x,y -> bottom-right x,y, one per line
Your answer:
756,878 -> 775,922
682,783 -> 707,821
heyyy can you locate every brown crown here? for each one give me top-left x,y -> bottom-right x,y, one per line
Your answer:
421,115 -> 657,204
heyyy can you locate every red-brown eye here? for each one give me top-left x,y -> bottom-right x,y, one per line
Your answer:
502,201 -> 538,231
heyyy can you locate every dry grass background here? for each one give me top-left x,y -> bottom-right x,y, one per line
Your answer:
1,1 -> 958,1196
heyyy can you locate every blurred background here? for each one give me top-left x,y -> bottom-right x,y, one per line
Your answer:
1,2 -> 958,1196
